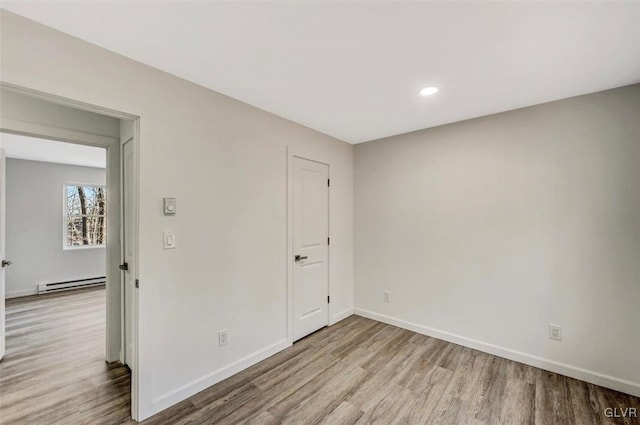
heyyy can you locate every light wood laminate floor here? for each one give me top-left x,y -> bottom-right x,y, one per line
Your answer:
1,287 -> 131,425
1,289 -> 638,424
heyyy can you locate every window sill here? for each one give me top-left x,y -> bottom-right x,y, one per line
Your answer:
63,245 -> 106,251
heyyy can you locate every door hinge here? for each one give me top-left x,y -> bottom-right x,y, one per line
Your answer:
327,178 -> 330,187
327,295 -> 330,303
327,237 -> 330,245
135,279 -> 139,289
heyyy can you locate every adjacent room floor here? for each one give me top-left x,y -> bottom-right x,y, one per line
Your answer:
0,288 -> 131,424
1,289 -> 637,425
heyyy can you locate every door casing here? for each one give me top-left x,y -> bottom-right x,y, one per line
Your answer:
0,81 -> 141,421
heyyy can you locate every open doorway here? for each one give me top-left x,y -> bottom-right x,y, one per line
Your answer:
2,135 -> 108,297
0,86 -> 139,422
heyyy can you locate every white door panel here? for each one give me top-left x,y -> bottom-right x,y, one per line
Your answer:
0,147 -> 6,360
293,157 -> 329,341
122,139 -> 135,367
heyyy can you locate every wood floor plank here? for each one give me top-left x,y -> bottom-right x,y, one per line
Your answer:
473,356 -> 510,424
365,384 -> 417,425
589,385 -> 639,425
209,351 -> 342,425
278,364 -> 366,425
266,358 -> 365,420
0,288 -> 132,425
534,371 -> 577,425
566,378 -> 601,425
316,402 -> 364,425
400,366 -> 454,425
498,378 -> 535,425
2,289 -> 638,425
243,411 -> 280,425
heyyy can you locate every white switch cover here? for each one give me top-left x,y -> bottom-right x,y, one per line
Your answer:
163,232 -> 176,249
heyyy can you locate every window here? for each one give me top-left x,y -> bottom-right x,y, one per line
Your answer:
64,184 -> 106,248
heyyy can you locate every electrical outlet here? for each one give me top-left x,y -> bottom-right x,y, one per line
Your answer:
549,324 -> 562,341
218,329 -> 229,346
383,290 -> 392,303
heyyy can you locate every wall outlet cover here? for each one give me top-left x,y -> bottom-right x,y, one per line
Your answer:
218,329 -> 229,346
549,324 -> 562,341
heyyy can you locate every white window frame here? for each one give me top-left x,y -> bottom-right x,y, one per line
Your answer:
63,182 -> 107,250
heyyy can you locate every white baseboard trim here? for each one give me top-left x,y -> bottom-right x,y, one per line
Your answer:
354,308 -> 640,398
331,307 -> 354,325
5,288 -> 37,299
142,338 -> 291,421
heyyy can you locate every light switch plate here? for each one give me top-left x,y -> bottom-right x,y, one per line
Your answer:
164,197 -> 176,215
163,231 -> 176,249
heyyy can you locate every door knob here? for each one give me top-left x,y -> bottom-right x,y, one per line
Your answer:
2,260 -> 12,268
295,255 -> 308,262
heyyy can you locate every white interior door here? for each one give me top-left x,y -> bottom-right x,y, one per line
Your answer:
292,157 -> 329,341
0,146 -> 6,360
122,138 -> 135,367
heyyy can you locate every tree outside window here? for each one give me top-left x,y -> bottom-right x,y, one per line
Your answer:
65,184 -> 106,248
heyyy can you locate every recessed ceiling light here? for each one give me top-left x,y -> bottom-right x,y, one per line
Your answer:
420,86 -> 439,96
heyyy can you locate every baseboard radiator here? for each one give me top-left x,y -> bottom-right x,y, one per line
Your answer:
37,276 -> 106,294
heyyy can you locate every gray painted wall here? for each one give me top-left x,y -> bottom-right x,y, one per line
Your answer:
5,158 -> 106,298
1,11 -> 354,418
355,84 -> 640,395
0,87 -> 120,139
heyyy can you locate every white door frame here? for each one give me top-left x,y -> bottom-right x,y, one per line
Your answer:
286,148 -> 331,344
0,82 -> 141,421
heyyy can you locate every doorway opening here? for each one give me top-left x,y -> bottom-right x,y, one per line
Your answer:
0,85 -> 140,421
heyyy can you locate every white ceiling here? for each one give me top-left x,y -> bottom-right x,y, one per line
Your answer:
1,133 -> 106,169
3,1 -> 639,143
